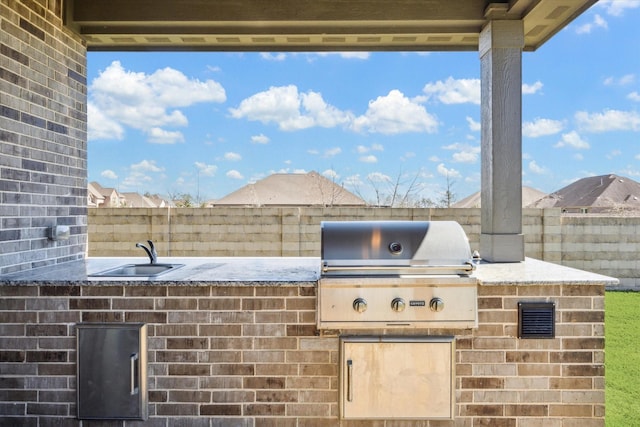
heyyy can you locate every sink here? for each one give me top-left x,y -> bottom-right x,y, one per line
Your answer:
89,263 -> 185,278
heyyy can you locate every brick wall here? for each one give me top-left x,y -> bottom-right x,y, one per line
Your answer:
0,0 -> 87,275
0,281 -> 605,426
89,207 -> 639,288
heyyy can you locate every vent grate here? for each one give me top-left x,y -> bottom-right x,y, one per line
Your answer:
518,302 -> 555,339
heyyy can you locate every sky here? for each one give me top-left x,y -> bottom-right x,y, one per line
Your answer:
86,0 -> 640,205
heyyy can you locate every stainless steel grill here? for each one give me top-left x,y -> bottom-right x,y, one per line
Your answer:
317,220 -> 478,330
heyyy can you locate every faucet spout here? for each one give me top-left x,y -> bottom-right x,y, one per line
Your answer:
136,240 -> 158,264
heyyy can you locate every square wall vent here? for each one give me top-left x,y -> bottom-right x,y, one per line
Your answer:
518,302 -> 555,339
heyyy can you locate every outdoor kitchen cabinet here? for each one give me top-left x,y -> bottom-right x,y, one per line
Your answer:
340,336 -> 455,420
76,323 -> 148,420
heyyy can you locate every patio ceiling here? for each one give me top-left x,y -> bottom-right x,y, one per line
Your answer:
66,0 -> 597,52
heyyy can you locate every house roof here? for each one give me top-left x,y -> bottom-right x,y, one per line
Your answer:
214,171 -> 366,206
89,181 -> 119,198
453,186 -> 547,208
529,174 -> 640,210
121,192 -> 158,208
66,0 -> 596,52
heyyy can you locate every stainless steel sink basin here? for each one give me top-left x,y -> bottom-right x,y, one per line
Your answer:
89,263 -> 185,278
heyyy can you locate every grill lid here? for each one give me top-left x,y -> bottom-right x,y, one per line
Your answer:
321,220 -> 474,276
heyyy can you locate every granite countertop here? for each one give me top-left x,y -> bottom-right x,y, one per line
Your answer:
474,257 -> 618,286
0,256 -> 618,286
0,257 -> 321,285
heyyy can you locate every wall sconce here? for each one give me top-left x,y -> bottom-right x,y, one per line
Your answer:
48,225 -> 70,241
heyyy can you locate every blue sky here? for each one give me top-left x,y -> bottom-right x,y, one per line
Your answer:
87,0 -> 640,204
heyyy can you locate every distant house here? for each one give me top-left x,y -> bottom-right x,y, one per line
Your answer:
213,171 -> 366,207
528,174 -> 640,213
89,182 -> 124,207
87,182 -> 106,207
453,186 -> 547,209
88,182 -> 171,208
121,192 -> 158,208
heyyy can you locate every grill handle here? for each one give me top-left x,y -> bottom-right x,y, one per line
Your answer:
346,359 -> 353,402
322,262 -> 475,274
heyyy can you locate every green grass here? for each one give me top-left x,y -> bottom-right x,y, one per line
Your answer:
606,291 -> 640,426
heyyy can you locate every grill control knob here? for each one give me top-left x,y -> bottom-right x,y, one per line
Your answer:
352,298 -> 367,313
391,298 -> 406,312
429,297 -> 445,312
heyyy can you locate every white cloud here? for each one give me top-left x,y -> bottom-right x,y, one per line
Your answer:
423,77 -> 480,105
522,81 -> 543,95
224,152 -> 242,161
437,163 -> 461,179
312,52 -> 371,60
367,172 -> 391,183
575,14 -> 608,34
598,0 -> 640,17
351,90 -> 439,134
251,134 -> 270,144
322,169 -> 339,180
100,169 -> 118,180
232,87 -> 437,135
344,174 -> 363,188
357,144 -> 384,154
443,143 -> 481,164
87,102 -> 124,141
528,160 -> 548,175
226,170 -> 244,179
131,160 -> 164,173
554,131 -> 590,150
324,147 -> 342,158
195,162 -> 218,177
229,85 -> 353,131
576,109 -> 640,132
147,127 -> 185,144
523,118 -> 564,138
260,52 -> 287,61
628,92 -> 640,102
119,160 -> 165,191
88,61 -> 226,143
360,155 -> 378,163
604,74 -> 636,86
466,116 -> 481,132
607,149 -> 622,159
120,172 -> 153,190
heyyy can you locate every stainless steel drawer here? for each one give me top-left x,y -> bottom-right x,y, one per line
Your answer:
340,336 -> 455,420
76,323 -> 148,420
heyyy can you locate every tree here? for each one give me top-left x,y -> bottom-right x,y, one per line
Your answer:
437,173 -> 457,208
355,170 -> 435,208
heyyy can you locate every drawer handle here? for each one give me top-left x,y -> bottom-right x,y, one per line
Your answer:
347,359 -> 353,402
130,353 -> 139,395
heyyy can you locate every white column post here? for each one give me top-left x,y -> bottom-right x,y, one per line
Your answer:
479,19 -> 525,262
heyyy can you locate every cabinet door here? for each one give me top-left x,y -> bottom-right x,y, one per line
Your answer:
340,336 -> 454,420
77,323 -> 147,420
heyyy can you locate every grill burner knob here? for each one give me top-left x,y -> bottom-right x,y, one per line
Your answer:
352,298 -> 367,313
430,297 -> 445,312
388,242 -> 403,255
391,298 -> 406,312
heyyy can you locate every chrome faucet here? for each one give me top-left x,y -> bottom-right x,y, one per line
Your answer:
136,240 -> 157,264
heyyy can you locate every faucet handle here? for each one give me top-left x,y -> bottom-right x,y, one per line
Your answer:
147,240 -> 158,264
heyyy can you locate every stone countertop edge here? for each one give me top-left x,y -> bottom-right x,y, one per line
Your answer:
0,256 -> 618,286
474,257 -> 619,286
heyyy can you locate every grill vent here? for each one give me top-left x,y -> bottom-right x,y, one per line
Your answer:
518,302 -> 555,339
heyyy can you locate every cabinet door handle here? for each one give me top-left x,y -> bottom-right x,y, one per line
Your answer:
130,353 -> 139,395
346,359 -> 353,402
